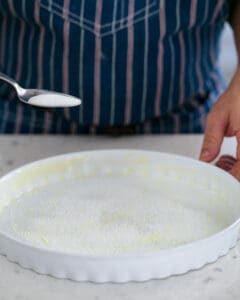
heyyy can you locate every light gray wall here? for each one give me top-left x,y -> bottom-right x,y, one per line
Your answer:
219,24 -> 237,84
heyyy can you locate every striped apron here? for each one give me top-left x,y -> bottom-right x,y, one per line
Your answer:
0,0 -> 229,134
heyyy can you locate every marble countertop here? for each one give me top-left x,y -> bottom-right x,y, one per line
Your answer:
0,134 -> 239,300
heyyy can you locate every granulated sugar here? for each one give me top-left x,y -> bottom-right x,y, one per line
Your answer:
0,168 -> 231,256
28,94 -> 80,107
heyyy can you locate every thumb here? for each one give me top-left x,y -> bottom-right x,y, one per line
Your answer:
199,111 -> 226,162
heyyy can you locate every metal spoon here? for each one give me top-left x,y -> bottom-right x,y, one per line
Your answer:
0,72 -> 81,108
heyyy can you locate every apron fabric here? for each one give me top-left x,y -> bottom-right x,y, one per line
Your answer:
0,0 -> 229,134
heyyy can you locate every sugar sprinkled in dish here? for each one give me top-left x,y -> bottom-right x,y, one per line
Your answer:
0,162 -> 231,256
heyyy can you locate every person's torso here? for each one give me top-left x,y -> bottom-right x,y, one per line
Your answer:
0,0 -> 229,133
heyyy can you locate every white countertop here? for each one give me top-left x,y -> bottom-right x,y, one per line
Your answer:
0,134 -> 239,300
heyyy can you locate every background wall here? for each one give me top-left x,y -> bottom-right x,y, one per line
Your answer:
220,24 -> 237,84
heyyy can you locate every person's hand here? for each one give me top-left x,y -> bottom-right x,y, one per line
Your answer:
199,68 -> 240,180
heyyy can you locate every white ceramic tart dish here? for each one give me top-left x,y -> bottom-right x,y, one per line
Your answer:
0,150 -> 240,283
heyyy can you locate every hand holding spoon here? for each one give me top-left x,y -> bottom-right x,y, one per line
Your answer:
0,72 -> 81,108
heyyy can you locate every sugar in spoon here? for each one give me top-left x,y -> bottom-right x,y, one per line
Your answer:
0,72 -> 81,108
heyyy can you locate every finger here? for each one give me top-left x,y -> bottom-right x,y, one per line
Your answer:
216,155 -> 235,169
218,154 -> 236,162
199,112 -> 226,162
216,155 -> 236,169
216,160 -> 234,172
229,132 -> 240,180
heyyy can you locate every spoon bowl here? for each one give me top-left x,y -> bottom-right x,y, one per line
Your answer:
0,72 -> 81,108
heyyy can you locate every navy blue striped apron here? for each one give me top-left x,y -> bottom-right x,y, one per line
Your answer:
0,0 -> 229,134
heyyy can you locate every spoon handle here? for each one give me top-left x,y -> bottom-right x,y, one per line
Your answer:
0,72 -> 24,95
